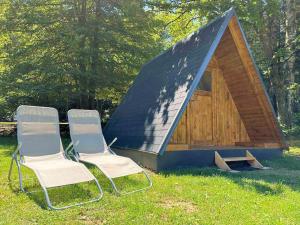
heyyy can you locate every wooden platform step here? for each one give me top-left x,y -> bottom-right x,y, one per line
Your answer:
223,156 -> 254,162
215,150 -> 266,172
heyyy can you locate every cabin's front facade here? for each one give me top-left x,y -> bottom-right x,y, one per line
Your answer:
104,8 -> 287,171
168,27 -> 283,151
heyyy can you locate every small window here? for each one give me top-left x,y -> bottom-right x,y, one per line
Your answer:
197,71 -> 212,92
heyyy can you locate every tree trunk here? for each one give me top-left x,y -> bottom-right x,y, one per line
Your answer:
273,64 -> 291,126
258,5 -> 294,128
89,0 -> 101,109
78,0 -> 89,108
284,0 -> 299,128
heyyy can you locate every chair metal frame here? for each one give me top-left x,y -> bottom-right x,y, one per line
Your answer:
66,138 -> 152,195
8,144 -> 103,210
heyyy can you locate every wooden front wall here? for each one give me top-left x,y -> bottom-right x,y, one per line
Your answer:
169,64 -> 250,149
168,17 -> 283,151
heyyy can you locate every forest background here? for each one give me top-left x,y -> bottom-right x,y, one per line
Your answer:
0,0 -> 299,137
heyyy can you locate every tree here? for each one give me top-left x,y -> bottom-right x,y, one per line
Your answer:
283,0 -> 299,129
0,0 -> 164,119
0,0 -> 298,135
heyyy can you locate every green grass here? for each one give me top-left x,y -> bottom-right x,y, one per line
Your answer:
1,137 -> 300,225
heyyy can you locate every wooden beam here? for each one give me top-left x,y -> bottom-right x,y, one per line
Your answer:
167,144 -> 189,151
235,142 -> 255,147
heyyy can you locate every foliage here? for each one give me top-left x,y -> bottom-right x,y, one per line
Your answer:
0,0 -> 164,120
0,0 -> 298,136
282,113 -> 300,137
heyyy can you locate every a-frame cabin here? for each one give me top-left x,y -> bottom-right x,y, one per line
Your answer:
104,8 -> 287,171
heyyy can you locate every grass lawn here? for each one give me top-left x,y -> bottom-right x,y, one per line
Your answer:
1,136 -> 300,225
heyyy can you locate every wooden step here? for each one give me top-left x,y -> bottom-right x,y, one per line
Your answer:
215,150 -> 266,172
223,156 -> 254,162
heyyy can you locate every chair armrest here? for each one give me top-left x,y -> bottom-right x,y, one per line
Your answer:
65,142 -> 77,160
108,137 -> 118,155
108,137 -> 117,148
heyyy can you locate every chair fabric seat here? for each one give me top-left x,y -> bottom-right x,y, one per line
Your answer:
79,153 -> 143,179
23,154 -> 95,188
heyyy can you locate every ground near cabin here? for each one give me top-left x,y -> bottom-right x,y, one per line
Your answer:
0,137 -> 300,225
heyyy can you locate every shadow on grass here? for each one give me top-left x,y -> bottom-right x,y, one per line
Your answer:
85,163 -> 150,194
0,136 -> 17,157
159,151 -> 300,195
9,178 -> 101,210
7,158 -> 101,210
29,183 -> 98,209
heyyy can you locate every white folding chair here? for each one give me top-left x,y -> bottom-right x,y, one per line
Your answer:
8,105 -> 103,210
67,109 -> 152,195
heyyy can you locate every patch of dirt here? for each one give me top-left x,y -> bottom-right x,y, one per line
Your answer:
78,213 -> 106,225
159,198 -> 198,213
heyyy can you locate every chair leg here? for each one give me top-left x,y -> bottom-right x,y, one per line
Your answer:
8,157 -> 32,193
108,171 -> 152,195
9,157 -> 26,192
8,157 -> 14,181
41,179 -> 103,210
9,161 -> 42,194
16,159 -> 25,192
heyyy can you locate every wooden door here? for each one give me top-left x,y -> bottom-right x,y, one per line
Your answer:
188,71 -> 213,145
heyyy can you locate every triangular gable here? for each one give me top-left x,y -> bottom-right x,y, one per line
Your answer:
215,15 -> 286,148
104,8 -> 286,155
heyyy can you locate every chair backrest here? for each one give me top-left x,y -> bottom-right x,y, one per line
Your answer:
68,109 -> 108,154
17,105 -> 63,158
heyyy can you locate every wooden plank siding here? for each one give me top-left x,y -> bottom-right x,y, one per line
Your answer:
227,17 -> 284,146
168,61 -> 250,150
189,92 -> 213,145
167,17 -> 284,151
215,26 -> 279,143
212,68 -> 250,146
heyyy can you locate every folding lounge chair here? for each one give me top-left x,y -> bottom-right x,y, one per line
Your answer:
67,109 -> 152,195
8,105 -> 103,210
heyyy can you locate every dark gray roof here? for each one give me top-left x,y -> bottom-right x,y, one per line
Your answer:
104,8 -> 235,155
